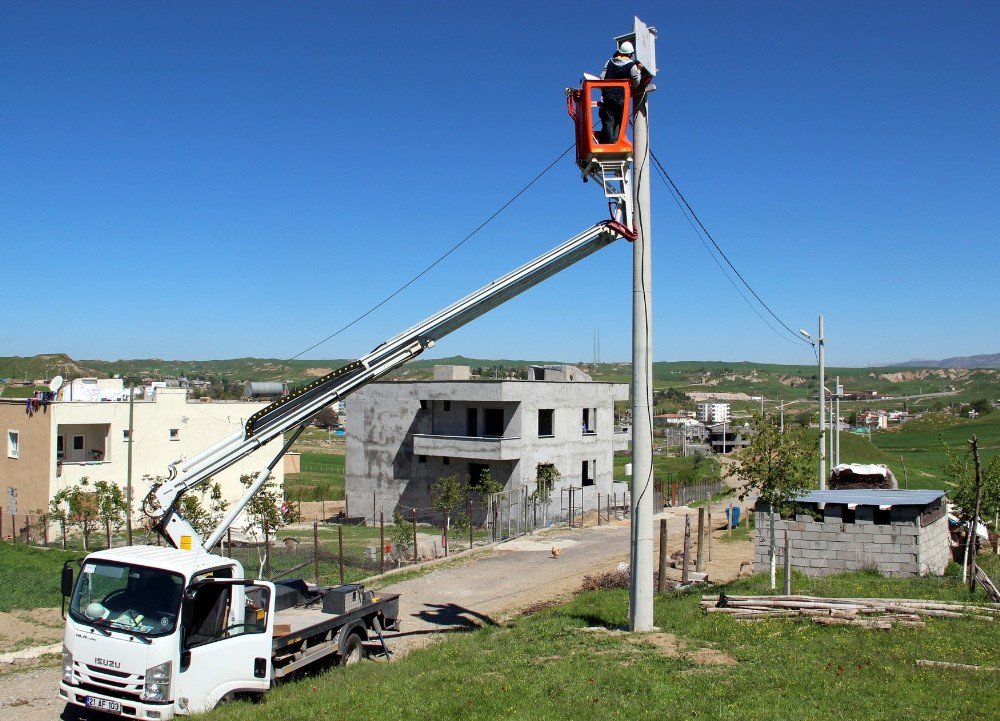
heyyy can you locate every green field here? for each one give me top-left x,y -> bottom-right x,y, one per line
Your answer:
284,451 -> 345,501
206,564 -> 1000,721
0,543 -> 80,612
613,451 -> 722,487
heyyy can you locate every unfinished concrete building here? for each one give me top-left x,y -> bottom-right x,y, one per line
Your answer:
345,366 -> 628,522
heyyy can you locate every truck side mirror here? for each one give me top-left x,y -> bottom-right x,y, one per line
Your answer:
61,564 -> 74,597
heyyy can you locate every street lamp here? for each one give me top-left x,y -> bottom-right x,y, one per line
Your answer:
799,316 -> 825,490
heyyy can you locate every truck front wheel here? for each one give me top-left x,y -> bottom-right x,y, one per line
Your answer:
340,633 -> 367,666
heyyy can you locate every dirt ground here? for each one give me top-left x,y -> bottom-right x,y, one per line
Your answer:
2,501 -> 754,721
0,608 -> 64,651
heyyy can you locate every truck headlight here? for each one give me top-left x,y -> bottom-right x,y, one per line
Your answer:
141,661 -> 171,703
62,646 -> 74,685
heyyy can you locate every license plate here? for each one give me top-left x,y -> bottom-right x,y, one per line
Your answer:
85,696 -> 123,714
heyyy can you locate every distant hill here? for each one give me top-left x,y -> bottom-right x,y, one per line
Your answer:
896,354 -> 1000,369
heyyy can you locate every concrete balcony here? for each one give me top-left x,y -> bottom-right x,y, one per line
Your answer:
412,434 -> 524,461
612,430 -> 630,452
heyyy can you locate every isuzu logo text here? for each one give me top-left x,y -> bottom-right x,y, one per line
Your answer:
93,658 -> 121,669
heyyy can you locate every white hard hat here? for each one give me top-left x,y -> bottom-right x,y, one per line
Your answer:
85,602 -> 109,621
618,41 -> 634,55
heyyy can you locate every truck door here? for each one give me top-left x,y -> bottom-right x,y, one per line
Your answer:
178,580 -> 276,713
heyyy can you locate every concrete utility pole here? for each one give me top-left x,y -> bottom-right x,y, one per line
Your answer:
835,375 -> 841,467
799,315 -> 825,488
627,17 -> 656,632
126,382 -> 135,545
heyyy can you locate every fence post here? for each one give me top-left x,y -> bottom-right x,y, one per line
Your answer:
313,521 -> 320,583
412,508 -> 418,564
657,518 -> 668,593
380,511 -> 385,574
61,518 -> 67,550
706,491 -> 712,563
783,531 -> 792,595
728,502 -> 734,537
606,492 -> 610,523
444,510 -> 449,558
43,514 -> 49,547
468,500 -> 473,550
345,493 -> 349,521
373,492 -> 376,526
696,507 -> 706,572
598,493 -> 602,526
263,518 -> 271,579
336,523 -> 345,584
682,514 -> 691,584
0,511 -> 4,541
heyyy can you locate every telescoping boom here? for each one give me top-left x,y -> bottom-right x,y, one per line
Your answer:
146,220 -> 631,550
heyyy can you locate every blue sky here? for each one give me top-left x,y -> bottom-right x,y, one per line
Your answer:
2,2 -> 997,368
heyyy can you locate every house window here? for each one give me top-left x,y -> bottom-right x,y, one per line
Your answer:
443,401 -> 451,412
418,455 -> 427,463
169,429 -> 180,441
123,429 -> 131,441
483,408 -> 504,437
582,459 -> 595,486
7,430 -> 19,459
538,409 -> 554,437
469,463 -> 490,489
443,456 -> 450,465
582,408 -> 597,434
419,399 -> 428,411
72,435 -> 85,452
56,435 -> 65,459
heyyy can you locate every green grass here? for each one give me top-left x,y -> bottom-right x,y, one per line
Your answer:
0,543 -> 81,611
613,452 -> 721,485
284,451 -> 345,501
207,567 -> 1000,721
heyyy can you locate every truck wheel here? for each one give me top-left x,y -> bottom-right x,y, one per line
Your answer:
340,633 -> 367,666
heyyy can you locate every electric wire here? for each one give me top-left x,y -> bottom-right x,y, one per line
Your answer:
649,151 -> 811,347
285,144 -> 576,362
649,157 -> 803,345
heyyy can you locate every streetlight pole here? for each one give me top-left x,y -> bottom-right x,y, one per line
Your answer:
800,315 -> 825,489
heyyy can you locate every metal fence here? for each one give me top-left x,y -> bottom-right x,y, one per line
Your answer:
671,479 -> 725,507
485,486 -> 632,543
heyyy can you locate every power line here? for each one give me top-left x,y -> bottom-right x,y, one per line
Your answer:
285,144 -> 576,362
650,151 -> 811,347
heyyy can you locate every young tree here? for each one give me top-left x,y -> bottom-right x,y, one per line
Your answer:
177,481 -> 230,539
389,511 -> 412,565
941,434 -> 1000,578
735,414 -> 816,589
432,474 -> 467,547
93,480 -> 128,548
50,478 -> 99,550
531,463 -> 560,526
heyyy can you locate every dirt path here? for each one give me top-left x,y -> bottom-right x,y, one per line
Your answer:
4,506 -> 753,721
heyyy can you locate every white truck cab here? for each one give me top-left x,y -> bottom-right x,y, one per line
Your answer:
60,546 -> 275,718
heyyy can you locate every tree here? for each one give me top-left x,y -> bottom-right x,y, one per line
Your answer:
50,478 -> 99,550
93,480 -> 128,547
735,414 -> 816,588
940,435 -> 1000,527
177,481 -> 230,538
312,407 -> 340,429
531,463 -> 560,526
389,511 -> 412,564
432,474 -> 467,547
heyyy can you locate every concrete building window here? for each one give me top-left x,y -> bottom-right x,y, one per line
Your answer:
123,429 -> 131,441
169,428 -> 180,441
484,408 -> 504,437
420,400 -> 428,410
443,456 -> 450,465
57,435 -> 65,459
7,430 -> 19,459
582,408 -> 597,434
466,408 -> 478,436
443,401 -> 451,412
582,459 -> 595,486
418,455 -> 427,463
468,463 -> 490,489
538,409 -> 554,437
72,435 -> 85,453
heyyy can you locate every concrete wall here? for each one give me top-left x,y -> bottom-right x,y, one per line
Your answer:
346,380 -> 628,522
0,400 -> 53,518
754,499 -> 950,578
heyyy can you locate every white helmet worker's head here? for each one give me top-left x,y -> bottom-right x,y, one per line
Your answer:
617,40 -> 634,56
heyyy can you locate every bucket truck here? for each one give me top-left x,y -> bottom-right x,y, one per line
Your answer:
57,215 -> 633,717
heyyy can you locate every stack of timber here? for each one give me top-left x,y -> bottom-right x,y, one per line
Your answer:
700,594 -> 1000,629
974,566 -> 1000,603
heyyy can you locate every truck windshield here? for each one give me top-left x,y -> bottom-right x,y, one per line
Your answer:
69,561 -> 184,638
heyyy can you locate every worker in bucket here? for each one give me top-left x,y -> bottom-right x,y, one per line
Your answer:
598,40 -> 642,144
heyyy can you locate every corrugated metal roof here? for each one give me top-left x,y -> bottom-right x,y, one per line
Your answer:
793,489 -> 945,508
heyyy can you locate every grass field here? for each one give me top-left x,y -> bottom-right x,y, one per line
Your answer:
613,452 -> 722,485
207,565 -> 1000,721
0,543 -> 80,612
285,451 -> 345,501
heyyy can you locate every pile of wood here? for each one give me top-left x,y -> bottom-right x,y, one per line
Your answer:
700,594 -> 1000,629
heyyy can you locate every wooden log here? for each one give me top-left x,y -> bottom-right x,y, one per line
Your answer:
916,659 -> 1000,672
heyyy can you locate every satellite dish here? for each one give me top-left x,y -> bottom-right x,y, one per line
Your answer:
49,375 -> 64,393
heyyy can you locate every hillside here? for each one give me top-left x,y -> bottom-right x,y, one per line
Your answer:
896,353 -> 1000,369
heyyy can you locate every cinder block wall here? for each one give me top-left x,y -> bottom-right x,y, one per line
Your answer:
753,500 -> 949,578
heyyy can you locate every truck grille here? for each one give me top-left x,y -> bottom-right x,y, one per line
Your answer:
73,661 -> 144,700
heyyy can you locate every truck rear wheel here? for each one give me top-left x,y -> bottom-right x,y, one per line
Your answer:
340,633 -> 367,666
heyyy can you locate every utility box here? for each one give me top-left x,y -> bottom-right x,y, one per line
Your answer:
323,584 -> 364,615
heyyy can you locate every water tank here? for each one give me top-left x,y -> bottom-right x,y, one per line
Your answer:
244,381 -> 286,398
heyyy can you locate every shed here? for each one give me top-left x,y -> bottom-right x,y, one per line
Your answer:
754,489 -> 949,578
